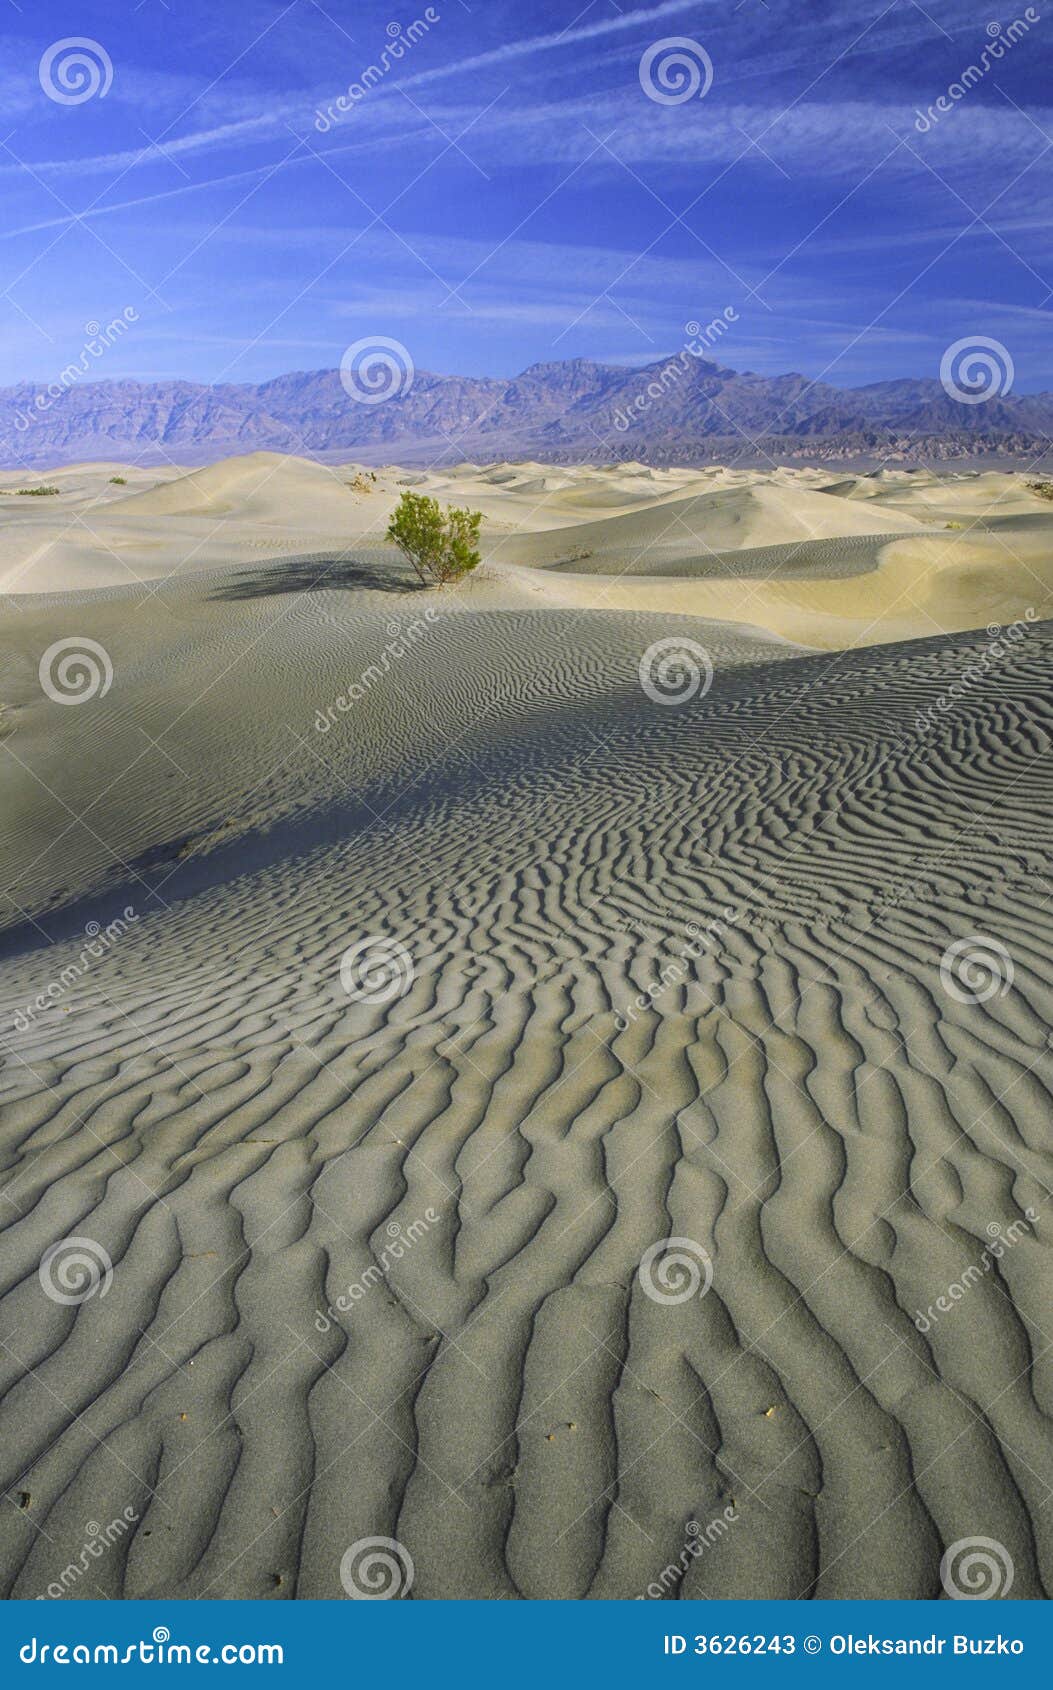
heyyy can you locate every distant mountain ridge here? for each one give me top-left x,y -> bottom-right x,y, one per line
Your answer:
3,354 -> 1052,469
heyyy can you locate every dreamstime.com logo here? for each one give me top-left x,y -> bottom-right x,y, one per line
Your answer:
19,1628 -> 284,1665
315,608 -> 441,732
39,38 -> 113,104
915,13 -> 1041,132
637,1507 -> 739,1598
12,907 -> 139,1033
39,1237 -> 113,1306
914,612 -> 1036,734
940,1536 -> 1015,1599
315,10 -> 441,131
36,1509 -> 139,1600
940,336 -> 1014,404
639,37 -> 713,104
14,310 -> 138,433
339,337 -> 414,404
639,637 -> 714,705
340,1536 -> 414,1598
638,1237 -> 713,1304
613,909 -> 739,1031
915,1210 -> 1037,1332
38,638 -> 113,705
939,935 -> 1014,1003
315,1209 -> 440,1330
612,311 -> 740,432
339,935 -> 415,1003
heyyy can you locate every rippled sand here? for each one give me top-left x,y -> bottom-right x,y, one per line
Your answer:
0,455 -> 1050,1599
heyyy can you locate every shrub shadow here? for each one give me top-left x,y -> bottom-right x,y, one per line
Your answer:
209,552 -> 423,600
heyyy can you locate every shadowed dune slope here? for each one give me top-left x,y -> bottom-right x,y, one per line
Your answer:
0,562 -> 797,926
1,577 -> 1052,1599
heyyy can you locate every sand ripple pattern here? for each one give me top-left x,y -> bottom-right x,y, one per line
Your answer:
0,609 -> 1051,1600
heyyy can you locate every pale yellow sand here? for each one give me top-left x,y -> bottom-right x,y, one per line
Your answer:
3,453 -> 1051,654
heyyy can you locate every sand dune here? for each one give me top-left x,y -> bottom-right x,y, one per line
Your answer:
0,454 -> 404,596
6,456 -> 1049,654
107,452 -> 362,521
1,456 -> 1051,1600
495,481 -> 926,571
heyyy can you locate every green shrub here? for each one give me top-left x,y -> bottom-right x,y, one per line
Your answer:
109,475 -> 127,485
17,485 -> 60,496
386,491 -> 482,585
1027,480 -> 1053,501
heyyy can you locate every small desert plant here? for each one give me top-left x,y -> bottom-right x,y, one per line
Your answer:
386,491 -> 481,586
109,475 -> 127,485
1027,480 -> 1053,501
17,485 -> 60,496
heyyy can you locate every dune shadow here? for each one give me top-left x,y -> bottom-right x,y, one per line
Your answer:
209,551 -> 423,600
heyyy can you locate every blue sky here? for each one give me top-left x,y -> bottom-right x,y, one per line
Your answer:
2,0 -> 1052,390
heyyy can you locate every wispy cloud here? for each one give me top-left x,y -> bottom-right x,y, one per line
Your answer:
1,0 -> 1049,389
395,0 -> 709,90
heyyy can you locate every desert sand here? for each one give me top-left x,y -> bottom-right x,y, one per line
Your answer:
0,451 -> 1051,1599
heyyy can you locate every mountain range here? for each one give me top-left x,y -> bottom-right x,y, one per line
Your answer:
3,354 -> 1053,470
